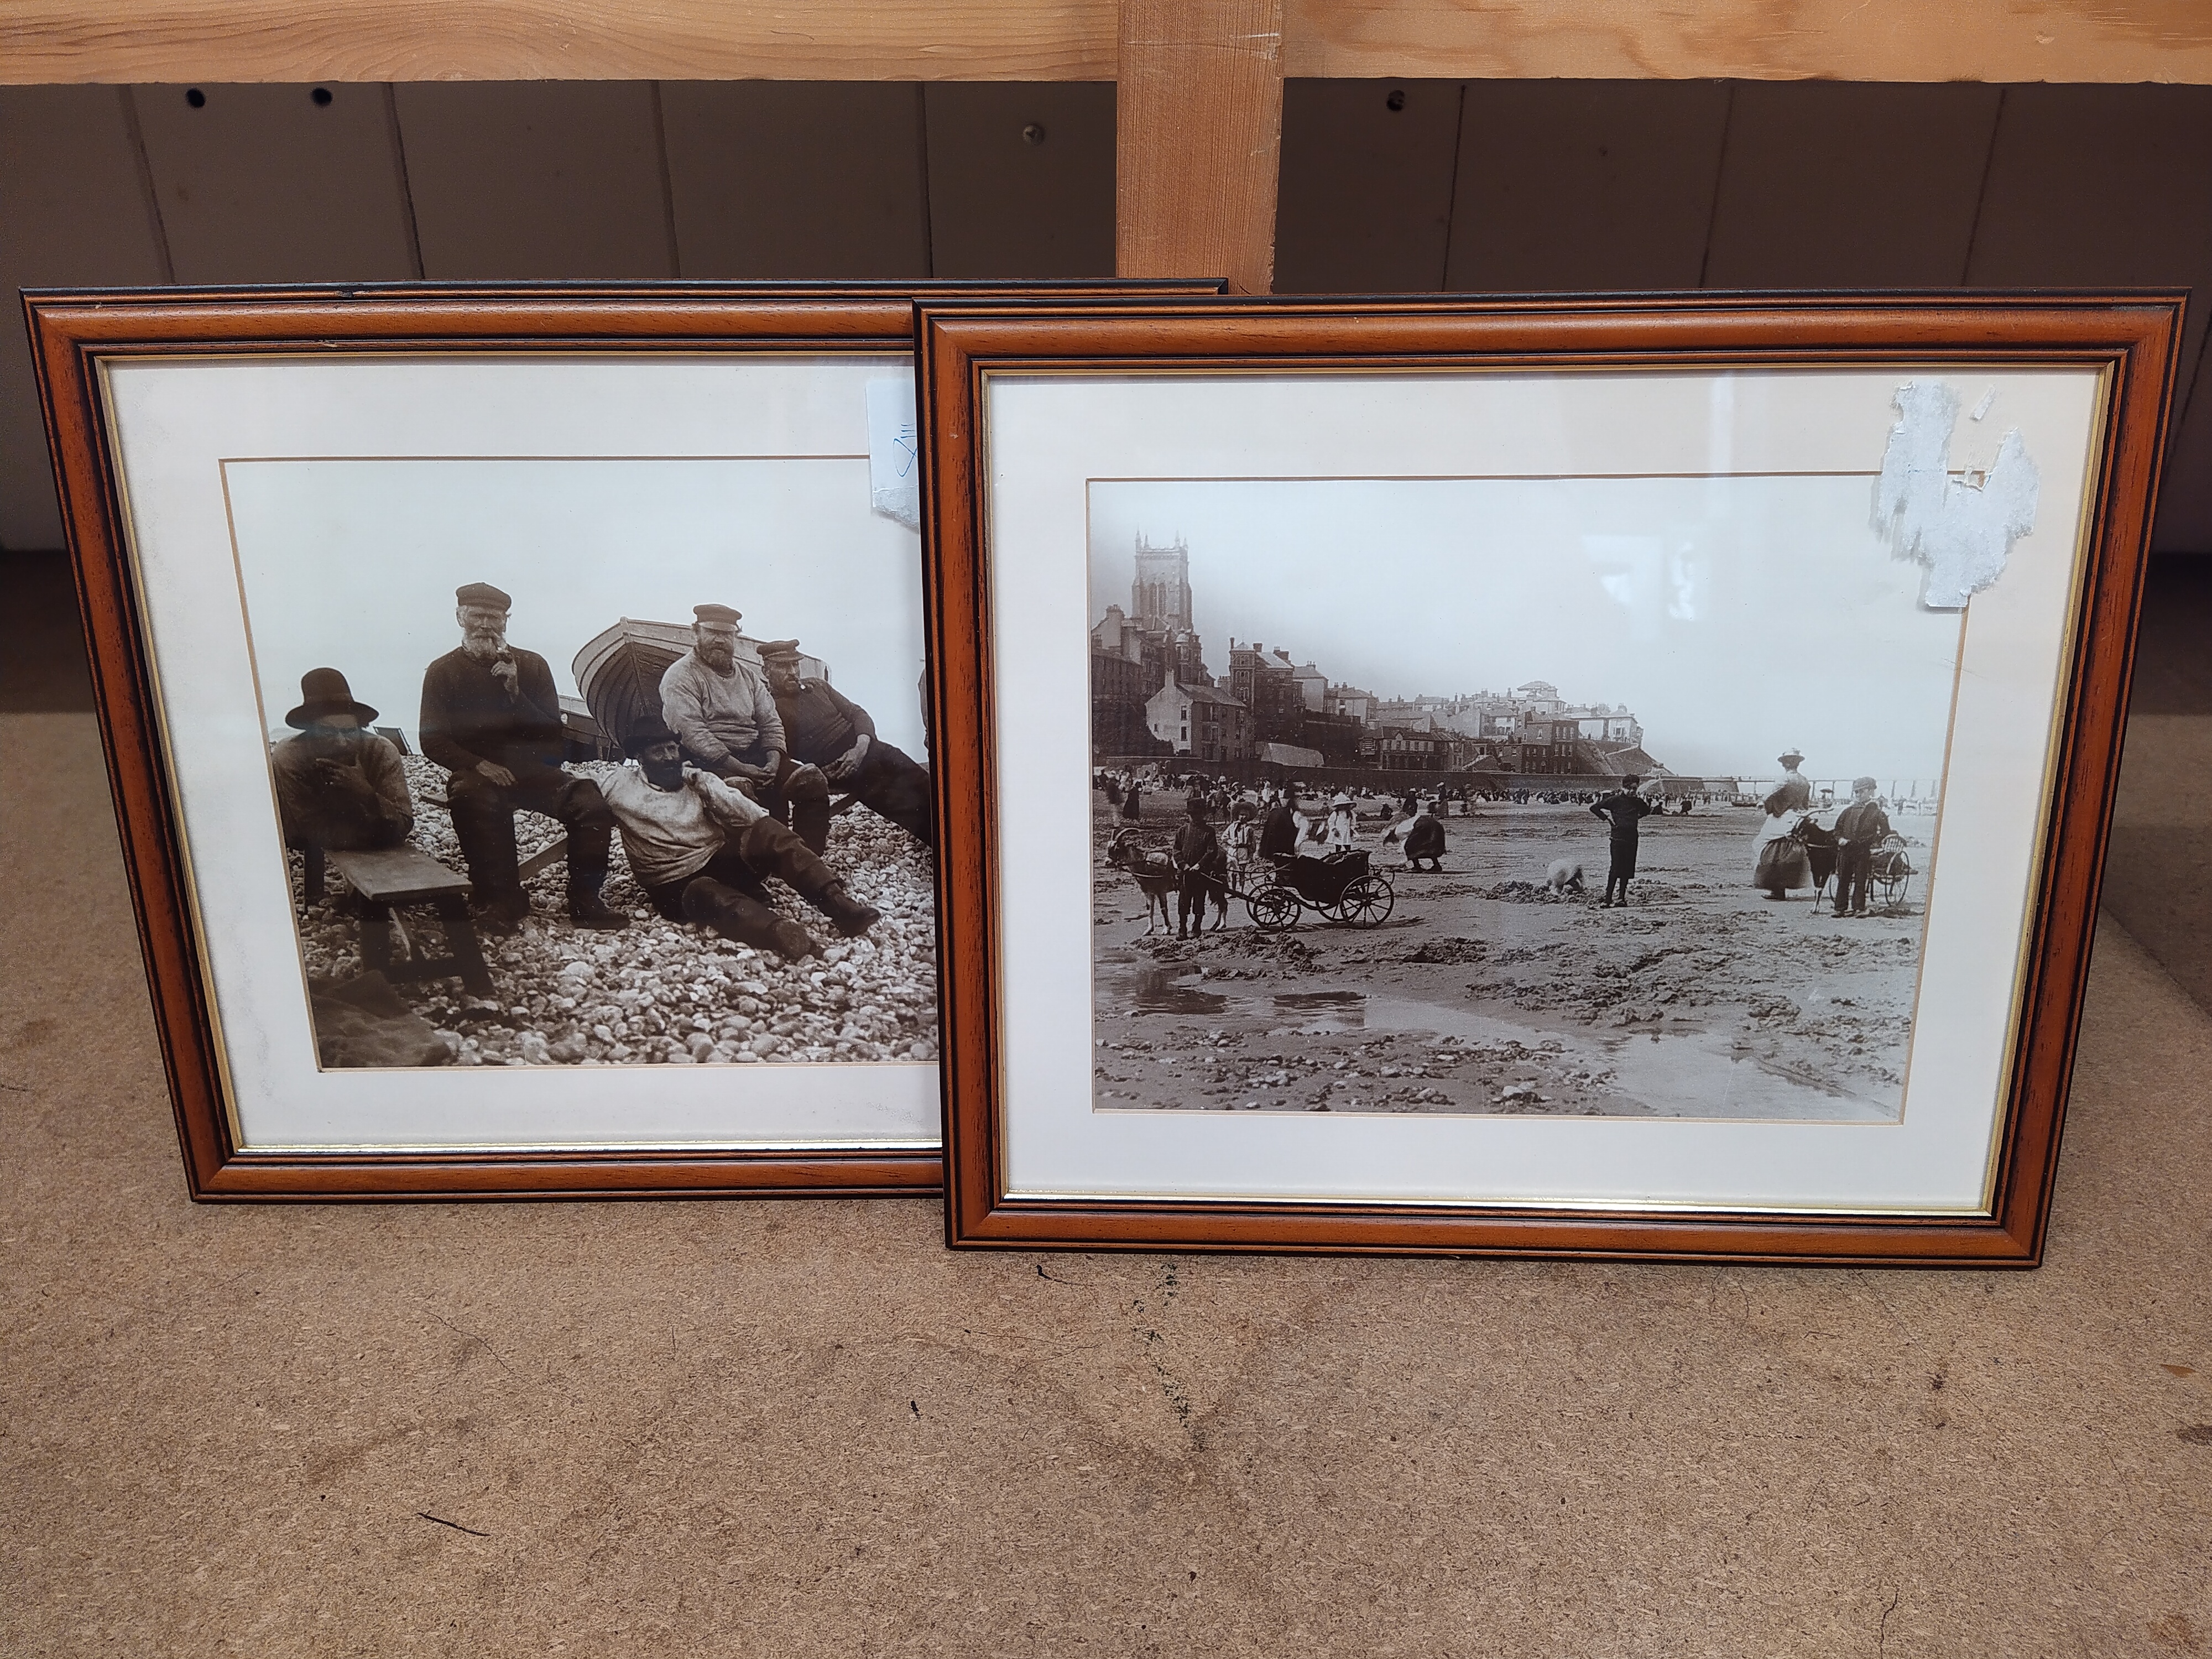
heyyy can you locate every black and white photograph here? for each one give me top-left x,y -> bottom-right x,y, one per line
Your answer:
1086,469 -> 1966,1124
238,455 -> 940,1074
934,291 -> 2147,1241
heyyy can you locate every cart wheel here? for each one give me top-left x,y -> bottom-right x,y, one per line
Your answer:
1248,888 -> 1300,932
1337,875 -> 1395,928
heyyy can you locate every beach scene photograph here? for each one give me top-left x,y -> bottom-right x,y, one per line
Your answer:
1086,473 -> 1959,1123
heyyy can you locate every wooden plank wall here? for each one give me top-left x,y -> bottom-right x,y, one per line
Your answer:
0,80 -> 1114,548
6,76 -> 2212,550
1276,79 -> 2212,553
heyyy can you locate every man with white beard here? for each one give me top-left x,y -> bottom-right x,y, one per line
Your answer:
419,581 -> 627,935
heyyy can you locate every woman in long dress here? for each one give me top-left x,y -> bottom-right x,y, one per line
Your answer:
1752,748 -> 1814,898
1326,792 -> 1358,853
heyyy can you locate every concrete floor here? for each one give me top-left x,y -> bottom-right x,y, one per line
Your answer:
3,554 -> 2209,1655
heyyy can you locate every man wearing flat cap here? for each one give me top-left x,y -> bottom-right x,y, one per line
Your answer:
1829,776 -> 1894,919
757,640 -> 933,853
657,603 -> 831,845
601,712 -> 880,961
420,581 -> 627,933
269,666 -> 414,855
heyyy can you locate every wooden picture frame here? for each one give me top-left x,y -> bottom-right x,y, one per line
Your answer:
25,278 -> 1221,1203
919,292 -> 2182,1264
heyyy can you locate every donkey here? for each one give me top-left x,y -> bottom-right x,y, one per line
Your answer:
1788,815 -> 1841,912
1106,829 -> 1181,935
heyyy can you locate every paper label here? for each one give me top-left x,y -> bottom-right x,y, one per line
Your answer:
867,373 -> 920,530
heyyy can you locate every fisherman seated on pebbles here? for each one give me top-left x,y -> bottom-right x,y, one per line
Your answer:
269,667 -> 414,898
420,582 -> 627,935
757,638 -> 933,853
659,603 -> 833,849
603,713 -> 881,961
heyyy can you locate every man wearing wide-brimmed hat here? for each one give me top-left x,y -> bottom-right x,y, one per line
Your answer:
658,603 -> 832,844
419,581 -> 627,933
268,667 -> 414,855
755,639 -> 933,854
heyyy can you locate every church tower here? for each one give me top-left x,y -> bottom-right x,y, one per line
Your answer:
1131,534 -> 1193,634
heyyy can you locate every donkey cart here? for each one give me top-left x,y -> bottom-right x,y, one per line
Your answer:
1864,833 -> 1914,912
1243,848 -> 1395,931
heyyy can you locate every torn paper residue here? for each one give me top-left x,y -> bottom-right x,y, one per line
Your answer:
866,373 -> 920,530
1872,380 -> 2039,610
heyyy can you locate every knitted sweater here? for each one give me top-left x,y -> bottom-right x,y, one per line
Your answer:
601,766 -> 766,886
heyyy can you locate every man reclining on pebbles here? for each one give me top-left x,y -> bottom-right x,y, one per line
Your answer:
602,714 -> 881,961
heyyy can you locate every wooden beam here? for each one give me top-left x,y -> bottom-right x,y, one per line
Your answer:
7,0 -> 2210,90
0,0 -> 1118,84
1284,0 -> 2212,84
1117,0 -> 1284,294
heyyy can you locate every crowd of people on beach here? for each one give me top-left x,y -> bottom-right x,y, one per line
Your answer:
1095,743 -> 1911,933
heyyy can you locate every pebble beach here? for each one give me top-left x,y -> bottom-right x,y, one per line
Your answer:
293,757 -> 940,1067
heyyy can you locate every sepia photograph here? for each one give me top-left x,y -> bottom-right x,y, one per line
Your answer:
234,454 -> 939,1075
926,295 -> 2159,1253
1086,471 -> 1965,1125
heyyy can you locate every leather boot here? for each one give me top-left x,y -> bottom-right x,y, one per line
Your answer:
739,819 -> 879,937
568,892 -> 630,931
811,879 -> 881,938
766,917 -> 823,961
566,841 -> 628,930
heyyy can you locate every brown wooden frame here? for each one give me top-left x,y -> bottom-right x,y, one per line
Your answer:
25,278 -> 1222,1203
919,291 -> 2183,1264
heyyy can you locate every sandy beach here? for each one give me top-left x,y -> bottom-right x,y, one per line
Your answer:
1091,792 -> 1932,1121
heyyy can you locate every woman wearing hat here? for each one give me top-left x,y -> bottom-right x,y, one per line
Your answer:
268,667 -> 414,857
1752,748 -> 1815,899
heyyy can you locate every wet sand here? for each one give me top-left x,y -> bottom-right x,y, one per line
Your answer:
1091,795 -> 1932,1120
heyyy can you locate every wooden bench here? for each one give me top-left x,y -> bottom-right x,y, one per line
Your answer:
324,848 -> 495,996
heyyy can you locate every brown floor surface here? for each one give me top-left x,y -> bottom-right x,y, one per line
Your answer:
7,732 -> 2212,1655
5,563 -> 2212,1653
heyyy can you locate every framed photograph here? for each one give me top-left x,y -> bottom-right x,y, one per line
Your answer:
27,279 -> 1220,1201
920,293 -> 2182,1262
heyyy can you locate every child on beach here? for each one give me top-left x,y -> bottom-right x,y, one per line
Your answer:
1589,773 -> 1660,907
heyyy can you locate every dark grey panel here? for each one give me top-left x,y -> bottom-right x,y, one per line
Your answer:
0,86 -> 169,550
1970,86 -> 2212,440
132,82 -> 415,284
662,82 -> 928,278
395,82 -> 676,279
2150,339 -> 2212,554
924,82 -> 1114,279
1446,80 -> 1730,293
1275,79 -> 1460,295
1704,82 -> 2001,289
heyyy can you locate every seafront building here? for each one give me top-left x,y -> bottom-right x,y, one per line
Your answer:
1091,538 -> 1671,783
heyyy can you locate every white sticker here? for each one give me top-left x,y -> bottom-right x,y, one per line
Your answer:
1874,380 -> 2039,610
867,372 -> 920,530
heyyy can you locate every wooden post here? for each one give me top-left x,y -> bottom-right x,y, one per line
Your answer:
1116,0 -> 1286,294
